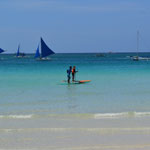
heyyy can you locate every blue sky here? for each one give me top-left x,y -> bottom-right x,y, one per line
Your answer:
0,0 -> 150,53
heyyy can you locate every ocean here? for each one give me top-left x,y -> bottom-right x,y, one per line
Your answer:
1,53 -> 150,149
1,53 -> 150,119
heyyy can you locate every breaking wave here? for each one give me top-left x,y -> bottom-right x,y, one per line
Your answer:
94,112 -> 150,119
0,114 -> 33,119
0,112 -> 150,120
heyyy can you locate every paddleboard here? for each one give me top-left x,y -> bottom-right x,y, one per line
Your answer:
61,80 -> 91,84
78,80 -> 91,83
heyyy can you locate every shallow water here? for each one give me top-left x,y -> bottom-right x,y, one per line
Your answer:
1,53 -> 150,118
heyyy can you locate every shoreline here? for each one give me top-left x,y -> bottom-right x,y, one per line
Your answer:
0,116 -> 150,149
1,111 -> 150,119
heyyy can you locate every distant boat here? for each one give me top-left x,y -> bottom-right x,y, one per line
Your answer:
0,48 -> 5,54
16,45 -> 25,57
132,31 -> 150,61
35,37 -> 55,60
132,56 -> 150,60
96,53 -> 105,57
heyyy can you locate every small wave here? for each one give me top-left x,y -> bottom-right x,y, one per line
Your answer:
0,114 -> 33,119
1,127 -> 150,134
94,112 -> 150,119
1,112 -> 150,120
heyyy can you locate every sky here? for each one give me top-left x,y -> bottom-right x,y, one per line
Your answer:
0,0 -> 150,53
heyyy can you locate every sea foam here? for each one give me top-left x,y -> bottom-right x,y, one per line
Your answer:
0,114 -> 33,119
0,112 -> 150,120
94,112 -> 150,119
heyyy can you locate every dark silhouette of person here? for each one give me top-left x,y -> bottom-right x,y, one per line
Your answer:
67,66 -> 72,83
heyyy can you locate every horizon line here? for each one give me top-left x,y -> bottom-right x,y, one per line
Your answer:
2,51 -> 150,54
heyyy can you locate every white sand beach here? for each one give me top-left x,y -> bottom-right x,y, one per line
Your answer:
0,115 -> 150,150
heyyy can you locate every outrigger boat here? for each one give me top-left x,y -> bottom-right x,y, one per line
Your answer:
35,37 -> 55,60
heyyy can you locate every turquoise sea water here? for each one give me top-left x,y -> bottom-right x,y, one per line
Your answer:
1,53 -> 150,118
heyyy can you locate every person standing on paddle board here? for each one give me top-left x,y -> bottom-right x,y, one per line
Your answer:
72,66 -> 78,82
67,66 -> 72,83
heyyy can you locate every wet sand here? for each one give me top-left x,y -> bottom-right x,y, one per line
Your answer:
0,116 -> 150,149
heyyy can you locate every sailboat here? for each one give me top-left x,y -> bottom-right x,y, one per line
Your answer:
35,37 -> 55,60
0,48 -> 5,54
16,45 -> 25,57
132,31 -> 150,61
